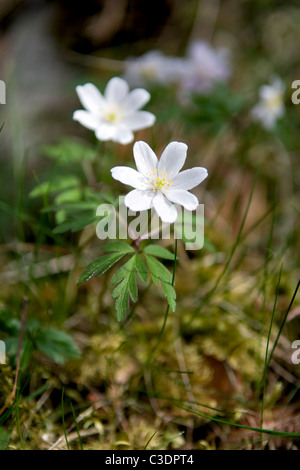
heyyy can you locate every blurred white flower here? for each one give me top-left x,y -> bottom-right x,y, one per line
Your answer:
251,77 -> 285,130
123,41 -> 232,97
179,40 -> 232,94
111,141 -> 208,223
73,77 -> 156,144
124,50 -> 185,88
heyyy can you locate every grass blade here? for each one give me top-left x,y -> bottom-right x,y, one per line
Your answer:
61,387 -> 70,450
266,279 -> 300,371
260,265 -> 282,448
70,401 -> 83,450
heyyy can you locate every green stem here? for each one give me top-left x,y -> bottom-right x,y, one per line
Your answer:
145,238 -> 178,367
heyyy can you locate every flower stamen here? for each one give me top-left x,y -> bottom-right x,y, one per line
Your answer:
103,107 -> 123,124
147,168 -> 173,193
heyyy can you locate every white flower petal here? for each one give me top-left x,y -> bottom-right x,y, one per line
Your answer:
251,104 -> 279,129
260,85 -> 274,101
112,126 -> 134,144
73,110 -> 99,130
111,166 -> 148,190
133,141 -> 158,176
76,83 -> 106,114
125,111 -> 156,131
260,78 -> 285,101
158,142 -> 187,178
273,78 -> 285,94
153,192 -> 178,223
172,167 -> 208,190
95,123 -> 116,141
104,77 -> 129,104
165,189 -> 199,210
122,88 -> 151,112
124,189 -> 154,211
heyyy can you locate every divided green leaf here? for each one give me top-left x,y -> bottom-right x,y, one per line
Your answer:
111,254 -> 149,321
101,241 -> 135,254
135,255 -> 148,284
161,281 -> 176,312
144,254 -> 172,285
144,254 -> 176,311
77,252 -> 125,285
112,255 -> 138,321
143,244 -> 175,260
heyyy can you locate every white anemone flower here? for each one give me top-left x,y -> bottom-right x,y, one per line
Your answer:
124,50 -> 184,88
179,40 -> 232,95
251,77 -> 285,130
73,77 -> 156,144
111,141 -> 208,223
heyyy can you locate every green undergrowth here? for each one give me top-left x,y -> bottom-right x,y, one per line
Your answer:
0,0 -> 300,451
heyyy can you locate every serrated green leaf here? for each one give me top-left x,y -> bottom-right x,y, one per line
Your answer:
35,329 -> 81,365
128,269 -> 138,301
161,281 -> 176,312
145,254 -> 176,311
143,244 -> 175,260
135,255 -> 148,284
144,254 -> 172,285
112,256 -> 136,284
112,269 -> 137,302
77,253 -> 125,285
112,255 -> 140,321
113,257 -> 138,302
114,286 -> 130,321
102,241 -> 135,254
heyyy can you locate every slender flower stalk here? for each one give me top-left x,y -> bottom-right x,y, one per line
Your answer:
145,238 -> 178,367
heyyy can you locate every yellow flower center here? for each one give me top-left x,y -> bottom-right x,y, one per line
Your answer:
141,64 -> 158,81
103,107 -> 122,124
146,167 -> 173,193
266,92 -> 282,111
